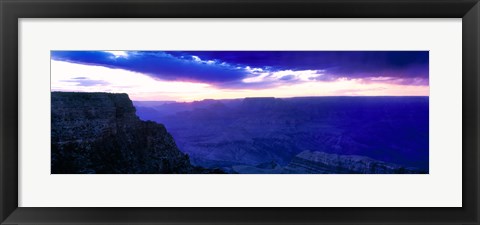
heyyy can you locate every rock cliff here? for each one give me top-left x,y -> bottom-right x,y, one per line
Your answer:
51,92 -> 218,174
284,150 -> 426,174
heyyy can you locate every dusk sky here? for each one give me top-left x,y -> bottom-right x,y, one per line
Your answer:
51,51 -> 429,101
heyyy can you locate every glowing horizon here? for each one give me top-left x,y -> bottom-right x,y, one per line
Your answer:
50,51 -> 429,101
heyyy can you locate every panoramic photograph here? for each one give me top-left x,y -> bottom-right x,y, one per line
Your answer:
51,51 -> 429,174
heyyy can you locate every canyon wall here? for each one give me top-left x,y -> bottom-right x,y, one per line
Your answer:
51,92 -> 216,174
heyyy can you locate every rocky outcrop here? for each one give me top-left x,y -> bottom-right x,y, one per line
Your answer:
51,92 -> 219,174
284,150 -> 426,174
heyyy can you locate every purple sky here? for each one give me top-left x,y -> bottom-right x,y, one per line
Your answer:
51,51 -> 429,101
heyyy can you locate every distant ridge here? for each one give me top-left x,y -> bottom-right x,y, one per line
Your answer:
133,95 -> 428,104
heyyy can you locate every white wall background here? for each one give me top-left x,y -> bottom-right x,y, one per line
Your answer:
19,18 -> 462,207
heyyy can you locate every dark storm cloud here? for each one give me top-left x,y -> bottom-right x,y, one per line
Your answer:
51,51 -> 429,88
178,51 -> 429,79
51,51 -> 247,83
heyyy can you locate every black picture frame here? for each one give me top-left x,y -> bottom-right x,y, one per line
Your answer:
1,0 -> 479,224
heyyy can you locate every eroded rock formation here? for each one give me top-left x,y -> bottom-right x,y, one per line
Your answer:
51,92 -> 219,174
284,150 -> 426,174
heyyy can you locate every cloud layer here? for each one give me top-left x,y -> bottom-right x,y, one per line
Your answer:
51,51 -> 429,89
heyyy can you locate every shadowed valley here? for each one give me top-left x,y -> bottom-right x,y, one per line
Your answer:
134,96 -> 429,174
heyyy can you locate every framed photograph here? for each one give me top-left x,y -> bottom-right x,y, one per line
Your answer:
1,0 -> 479,224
